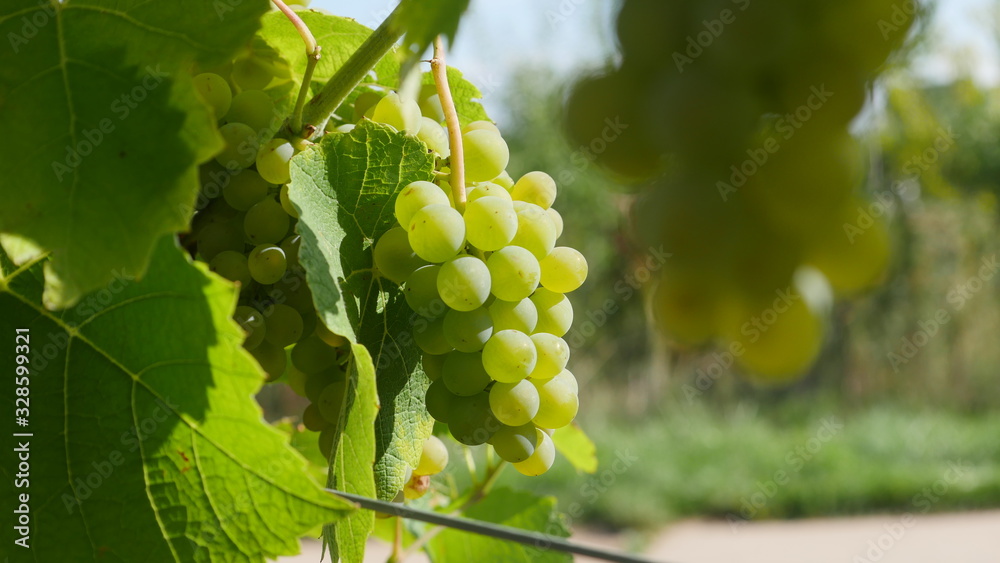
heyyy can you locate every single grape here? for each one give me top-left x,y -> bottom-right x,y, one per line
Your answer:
425,379 -> 457,423
317,379 -> 348,424
248,244 -> 287,284
304,367 -> 346,403
404,265 -> 446,319
193,73 -> 232,118
511,171 -> 557,209
513,428 -> 555,476
468,182 -> 511,203
408,204 -> 466,263
234,305 -> 266,350
197,219 -> 245,262
510,202 -> 557,259
414,435 -> 449,475
493,170 -> 515,190
314,318 -> 348,348
486,246 -> 540,302
482,330 -> 537,383
215,122 -> 259,169
531,288 -> 574,337
489,298 -> 538,333
413,315 -> 452,355
232,56 -> 274,91
302,403 -> 330,432
724,297 -> 823,379
422,352 -> 446,381
264,304 -> 304,348
374,227 -> 428,284
417,117 -> 451,158
443,308 -> 493,353
225,89 -> 275,132
550,369 -> 579,394
437,255 -> 491,311
419,88 -> 445,121
489,379 -> 540,426
244,198 -> 290,245
532,372 -> 579,429
209,250 -> 251,287
529,333 -> 570,380
490,423 -> 537,463
395,180 -> 450,227
539,247 -> 589,293
372,92 -> 421,134
222,169 -> 269,211
546,208 -> 564,239
279,185 -> 300,219
353,91 -> 383,122
292,333 -> 341,375
462,121 -> 500,135
442,351 -> 492,396
404,474 -> 431,500
280,234 -> 301,268
256,138 -> 295,184
251,341 -> 287,382
318,427 -> 336,460
463,129 -> 510,183
449,392 -> 499,446
464,196 -> 518,251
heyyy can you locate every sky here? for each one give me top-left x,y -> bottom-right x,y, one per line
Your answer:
311,0 -> 1000,115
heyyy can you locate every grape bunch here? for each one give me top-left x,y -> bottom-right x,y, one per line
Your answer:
567,0 -> 918,379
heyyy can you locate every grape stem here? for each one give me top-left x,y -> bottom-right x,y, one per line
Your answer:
272,0 -> 321,133
297,4 -> 406,138
431,36 -> 467,213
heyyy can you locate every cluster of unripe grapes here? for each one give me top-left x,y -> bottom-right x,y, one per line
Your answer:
567,0 -> 915,378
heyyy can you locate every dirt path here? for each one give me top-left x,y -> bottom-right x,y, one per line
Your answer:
277,510 -> 1000,562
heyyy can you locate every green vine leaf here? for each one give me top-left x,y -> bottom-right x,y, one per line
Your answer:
422,66 -> 490,126
288,120 -> 437,541
397,0 -> 472,55
0,0 -> 270,308
553,424 -> 598,474
0,237 -> 352,562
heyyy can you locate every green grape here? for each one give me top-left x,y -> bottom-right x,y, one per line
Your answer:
314,318 -> 347,348
463,129 -> 510,183
443,308 -> 493,353
422,352 -> 446,381
280,234 -> 301,268
244,198 -> 289,245
425,379 -> 457,423
374,227 -> 428,284
482,330 -> 537,383
462,121 -> 500,135
723,296 -> 823,380
232,56 -> 274,91
256,138 -> 294,184
490,423 -> 537,463
468,182 -> 512,203
493,170 -> 515,190
419,92 -> 445,122
251,341 -> 287,382
193,73 -> 232,118
511,171 -> 557,209
222,169 -> 269,211
293,334 -> 341,375
806,210 -> 889,294
449,392 -> 499,446
225,89 -> 275,132
442,351 -> 492,396
404,265 -> 446,319
486,246 -> 540,302
197,219 -> 245,262
234,305 -> 266,350
489,379 -> 540,426
510,202 -> 557,259
302,403 -> 330,432
214,122 -> 259,170
353,91 -> 383,122
395,180 -> 450,227
532,372 -> 579,429
539,247 -> 589,293
489,298 -> 537,333
264,304 -> 304,348
407,204 -> 466,263
513,428 -> 555,476
551,369 -> 579,394
248,244 -> 287,284
414,435 -> 449,475
413,315 -> 452,355
286,365 -> 309,398
334,123 -> 355,133
546,208 -> 564,239
404,474 -> 431,500
437,255 -> 491,311
531,288 -> 574,337
372,92 -> 421,134
279,185 -> 299,219
529,333 -> 569,380
209,250 -> 251,287
464,196 -> 518,251
317,380 -> 348,424
304,367 -> 346,403
318,427 -> 336,460
416,117 -> 451,158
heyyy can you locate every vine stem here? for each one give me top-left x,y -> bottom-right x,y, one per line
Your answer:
297,4 -> 406,138
272,0 -> 321,133
431,36 -> 467,213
